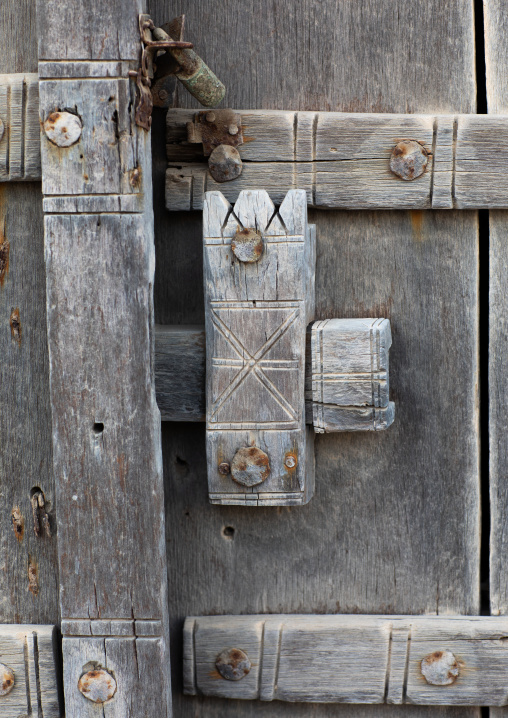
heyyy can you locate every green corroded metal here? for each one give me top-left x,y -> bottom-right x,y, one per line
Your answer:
173,50 -> 225,107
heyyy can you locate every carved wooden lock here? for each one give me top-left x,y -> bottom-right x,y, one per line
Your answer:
202,189 -> 394,506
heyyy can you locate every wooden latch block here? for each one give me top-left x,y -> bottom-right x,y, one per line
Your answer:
184,614 -> 508,706
204,189 -> 315,506
0,625 -> 60,716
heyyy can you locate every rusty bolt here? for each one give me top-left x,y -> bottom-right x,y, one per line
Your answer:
216,648 -> 251,681
390,140 -> 428,181
228,124 -> 239,136
0,663 -> 14,696
44,111 -> 82,148
158,89 -> 169,101
231,228 -> 263,263
0,119 -> 4,143
231,446 -> 270,487
420,650 -> 459,686
206,111 -> 216,123
218,462 -> 230,475
78,666 -> 117,703
284,455 -> 297,469
208,144 -> 243,183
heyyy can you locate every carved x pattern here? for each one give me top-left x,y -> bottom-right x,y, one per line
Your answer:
210,308 -> 300,422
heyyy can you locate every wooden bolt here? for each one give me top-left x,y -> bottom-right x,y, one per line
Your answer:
420,650 -> 460,686
215,648 -> 251,681
44,111 -> 82,148
78,666 -> 117,703
390,140 -> 428,181
0,663 -> 14,696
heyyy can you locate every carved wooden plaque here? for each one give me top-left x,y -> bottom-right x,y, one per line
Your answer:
204,190 -> 315,505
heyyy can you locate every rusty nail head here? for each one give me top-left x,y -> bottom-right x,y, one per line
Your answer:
285,454 -> 297,469
231,446 -> 270,487
231,228 -> 263,263
420,650 -> 459,686
78,666 -> 117,703
0,663 -> 14,697
218,462 -> 230,475
208,144 -> 243,183
44,111 -> 82,148
206,111 -> 216,122
216,648 -> 251,681
390,140 -> 428,181
228,124 -> 238,135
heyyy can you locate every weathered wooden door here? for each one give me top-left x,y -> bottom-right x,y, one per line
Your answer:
3,0 -> 508,716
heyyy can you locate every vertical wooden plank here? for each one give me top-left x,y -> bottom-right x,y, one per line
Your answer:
485,2 -> 508,717
0,2 -> 58,627
38,1 -> 171,715
149,1 -> 479,716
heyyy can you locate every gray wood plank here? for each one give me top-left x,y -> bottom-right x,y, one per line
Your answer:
204,190 -> 315,506
38,3 -> 171,715
149,1 -> 480,716
485,7 -> 508,718
0,1 -> 58,628
185,614 -> 508,705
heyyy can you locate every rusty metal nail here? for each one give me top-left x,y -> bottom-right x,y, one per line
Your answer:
0,119 -> 4,143
218,462 -> 230,475
228,124 -> 238,135
0,663 -> 15,696
390,140 -> 428,181
420,650 -> 459,686
158,89 -> 169,101
44,111 -> 82,148
216,648 -> 251,681
208,144 -> 243,183
206,111 -> 216,122
231,228 -> 263,263
284,455 -> 297,469
78,666 -> 117,703
231,446 -> 270,487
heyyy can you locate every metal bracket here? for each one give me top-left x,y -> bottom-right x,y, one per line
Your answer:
187,109 -> 244,182
130,14 -> 226,131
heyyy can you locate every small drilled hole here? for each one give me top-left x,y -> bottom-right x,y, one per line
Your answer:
93,422 -> 104,434
222,526 -> 235,540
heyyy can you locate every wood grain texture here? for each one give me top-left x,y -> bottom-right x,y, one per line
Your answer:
0,624 -> 60,716
154,322 -> 395,432
184,615 -> 508,706
38,3 -> 171,715
149,0 -> 480,716
167,111 -> 508,211
485,20 -> 508,718
204,190 -> 315,506
0,2 -> 58,629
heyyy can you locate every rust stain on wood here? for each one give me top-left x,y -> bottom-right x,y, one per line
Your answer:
10,308 -> 21,345
11,507 -> 24,542
28,558 -> 39,596
411,210 -> 425,241
0,234 -> 9,288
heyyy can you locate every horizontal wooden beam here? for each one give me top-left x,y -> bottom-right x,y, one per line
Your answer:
166,109 -> 508,210
184,614 -> 508,706
154,323 -> 394,432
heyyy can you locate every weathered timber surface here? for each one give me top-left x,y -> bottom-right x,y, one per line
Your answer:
204,190 -> 315,506
0,1 -> 58,629
184,615 -> 508,706
0,624 -> 60,716
150,1 -> 480,717
38,1 -> 171,715
166,110 -> 508,210
154,322 -> 395,432
0,74 -> 40,181
486,16 -> 508,718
